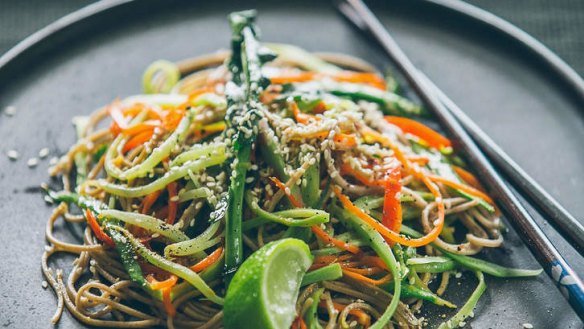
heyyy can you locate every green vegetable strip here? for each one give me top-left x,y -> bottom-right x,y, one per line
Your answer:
108,225 -> 224,305
170,143 -> 225,167
301,263 -> 343,287
406,256 -> 457,273
247,196 -> 329,227
301,160 -> 320,208
438,272 -> 486,329
401,225 -> 542,277
72,116 -> 89,186
45,191 -> 160,299
224,10 -> 273,283
302,288 -> 325,329
142,60 -> 180,94
327,82 -> 423,116
100,209 -> 188,243
105,110 -> 193,181
397,284 -> 456,308
99,150 -> 227,197
333,206 -> 401,329
178,187 -> 211,203
165,221 -> 222,257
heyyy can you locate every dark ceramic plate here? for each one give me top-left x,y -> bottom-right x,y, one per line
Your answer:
0,0 -> 582,328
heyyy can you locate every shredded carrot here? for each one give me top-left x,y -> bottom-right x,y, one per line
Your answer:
332,71 -> 386,90
342,268 -> 392,286
85,209 -> 115,247
147,274 -> 178,290
161,287 -> 176,317
426,174 -> 494,205
333,186 -> 444,247
166,182 -> 178,225
333,133 -> 357,148
142,190 -> 162,214
312,254 -> 353,267
122,130 -> 154,153
269,176 -> 303,208
291,101 -> 319,124
297,317 -> 307,329
270,70 -> 385,91
340,163 -> 381,187
289,130 -> 330,140
311,226 -> 361,254
452,165 -> 484,191
385,116 -> 451,149
406,155 -> 430,165
360,256 -> 388,270
269,72 -> 317,85
190,247 -> 224,272
360,126 -> 411,172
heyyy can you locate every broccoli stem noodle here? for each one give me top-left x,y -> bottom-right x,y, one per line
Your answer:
39,9 -> 545,329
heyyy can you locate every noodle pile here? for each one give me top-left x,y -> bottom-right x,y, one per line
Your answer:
42,13 -> 536,329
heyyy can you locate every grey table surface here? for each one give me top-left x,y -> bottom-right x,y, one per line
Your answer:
1,0 -> 584,76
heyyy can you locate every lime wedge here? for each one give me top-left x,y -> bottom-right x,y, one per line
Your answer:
224,238 -> 313,329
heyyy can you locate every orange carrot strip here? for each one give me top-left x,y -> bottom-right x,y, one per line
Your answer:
311,226 -> 361,254
291,101 -> 319,124
333,133 -> 357,148
166,182 -> 178,225
333,186 -> 444,247
85,209 -> 115,247
339,163 -> 381,187
142,190 -> 162,214
162,287 -> 176,317
123,130 -> 154,153
269,72 -> 317,85
269,177 -> 303,208
190,247 -> 224,272
385,116 -> 451,149
426,174 -> 494,205
147,275 -> 178,290
342,268 -> 393,286
452,165 -> 484,191
332,71 -> 386,90
406,155 -> 430,165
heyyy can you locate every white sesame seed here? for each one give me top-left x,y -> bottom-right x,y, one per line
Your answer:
38,147 -> 50,159
522,324 -> 533,329
27,157 -> 39,167
4,106 -> 16,117
170,196 -> 179,202
7,150 -> 19,160
41,281 -> 48,289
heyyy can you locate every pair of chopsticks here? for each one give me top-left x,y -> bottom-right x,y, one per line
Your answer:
337,0 -> 584,319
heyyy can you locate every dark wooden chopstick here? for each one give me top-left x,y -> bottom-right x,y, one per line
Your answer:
337,0 -> 584,318
417,72 -> 584,257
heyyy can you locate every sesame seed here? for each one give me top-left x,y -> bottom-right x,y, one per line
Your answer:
41,281 -> 48,289
38,147 -> 50,159
4,105 -> 16,117
522,324 -> 533,329
27,157 -> 39,167
6,150 -> 19,160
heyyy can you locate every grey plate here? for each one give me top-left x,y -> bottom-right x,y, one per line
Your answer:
0,0 -> 582,328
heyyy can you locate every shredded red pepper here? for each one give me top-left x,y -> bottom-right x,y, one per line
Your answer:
84,209 -> 115,247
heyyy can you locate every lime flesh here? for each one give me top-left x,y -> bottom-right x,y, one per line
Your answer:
224,238 -> 313,329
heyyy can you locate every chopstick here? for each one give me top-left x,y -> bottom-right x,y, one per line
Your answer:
337,0 -> 584,319
417,72 -> 584,257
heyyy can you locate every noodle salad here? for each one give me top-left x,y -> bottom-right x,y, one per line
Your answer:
42,10 -> 541,329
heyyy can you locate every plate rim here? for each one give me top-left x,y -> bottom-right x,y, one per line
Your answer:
0,0 -> 583,103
